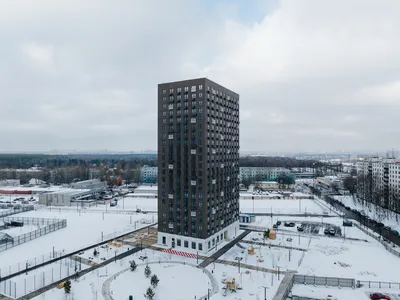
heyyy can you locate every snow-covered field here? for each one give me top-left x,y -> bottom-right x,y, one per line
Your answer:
299,236 -> 400,282
291,285 -> 395,300
32,248 -> 205,300
220,243 -> 303,272
240,198 -> 327,214
334,195 -> 400,232
111,263 -> 209,300
206,264 -> 282,300
1,224 -> 41,237
43,196 -> 329,216
0,209 -> 155,269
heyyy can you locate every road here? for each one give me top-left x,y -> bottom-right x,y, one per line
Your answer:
312,188 -> 400,247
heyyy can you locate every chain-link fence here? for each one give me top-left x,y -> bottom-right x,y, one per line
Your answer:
0,217 -> 67,252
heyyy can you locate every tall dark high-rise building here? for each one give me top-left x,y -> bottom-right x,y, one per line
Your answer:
157,78 -> 240,253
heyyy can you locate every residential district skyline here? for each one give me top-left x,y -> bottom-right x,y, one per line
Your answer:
1,0 -> 400,152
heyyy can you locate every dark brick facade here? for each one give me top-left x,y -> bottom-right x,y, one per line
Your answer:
158,78 -> 240,240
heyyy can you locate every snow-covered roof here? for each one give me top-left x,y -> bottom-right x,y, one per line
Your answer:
0,232 -> 13,242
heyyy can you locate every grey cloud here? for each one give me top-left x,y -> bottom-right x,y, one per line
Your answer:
0,0 -> 400,153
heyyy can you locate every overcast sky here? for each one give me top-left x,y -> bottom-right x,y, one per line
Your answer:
1,0 -> 399,154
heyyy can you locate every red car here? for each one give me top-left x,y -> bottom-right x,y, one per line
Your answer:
370,293 -> 390,300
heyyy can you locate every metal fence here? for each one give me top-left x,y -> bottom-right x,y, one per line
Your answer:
293,274 -> 355,288
0,217 -> 67,252
358,280 -> 400,289
0,256 -> 80,299
353,223 -> 400,257
0,206 -> 34,218
0,250 -> 65,279
292,296 -> 324,300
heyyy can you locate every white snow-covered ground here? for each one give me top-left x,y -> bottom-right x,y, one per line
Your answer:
32,248 -> 206,300
334,195 -> 400,232
42,196 -> 329,216
0,209 -> 155,270
220,243 -> 303,272
240,199 -> 327,214
206,264 -> 283,300
1,257 -> 84,299
0,225 -> 41,237
111,263 -> 209,300
291,285 -> 395,300
298,236 -> 400,282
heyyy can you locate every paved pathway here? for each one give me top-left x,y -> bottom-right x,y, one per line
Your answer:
198,230 -> 251,268
272,272 -> 295,300
241,239 -> 308,252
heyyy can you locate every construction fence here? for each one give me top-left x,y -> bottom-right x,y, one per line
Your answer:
0,217 -> 67,252
293,274 -> 356,288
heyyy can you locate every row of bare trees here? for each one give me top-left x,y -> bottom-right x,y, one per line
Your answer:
355,173 -> 400,215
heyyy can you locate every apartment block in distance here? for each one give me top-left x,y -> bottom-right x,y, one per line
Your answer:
157,78 -> 240,253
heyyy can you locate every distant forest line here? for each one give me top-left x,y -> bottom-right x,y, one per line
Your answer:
0,154 -> 321,169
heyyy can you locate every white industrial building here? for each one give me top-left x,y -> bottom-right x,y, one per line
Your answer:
70,179 -> 106,192
39,189 -> 91,206
38,179 -> 107,206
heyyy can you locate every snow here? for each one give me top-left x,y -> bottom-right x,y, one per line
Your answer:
206,264 -> 282,300
220,243 -> 303,272
334,195 -> 400,232
0,209 -> 155,269
111,263 -> 209,300
298,236 -> 400,282
32,247 -> 206,300
239,199 -> 327,214
1,225 -> 41,237
291,285 -> 395,300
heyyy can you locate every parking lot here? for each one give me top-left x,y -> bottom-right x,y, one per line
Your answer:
280,220 -> 342,236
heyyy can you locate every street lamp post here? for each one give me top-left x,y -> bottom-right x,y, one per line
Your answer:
235,257 -> 242,273
261,285 -> 268,300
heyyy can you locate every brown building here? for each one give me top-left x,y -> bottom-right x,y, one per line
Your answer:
157,78 -> 240,253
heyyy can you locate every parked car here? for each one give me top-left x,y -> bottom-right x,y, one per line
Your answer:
376,222 -> 385,228
392,230 -> 399,236
284,222 -> 291,227
370,293 -> 390,300
273,224 -> 278,229
344,206 -> 351,210
324,228 -> 330,235
329,228 -> 336,236
343,220 -> 353,227
289,222 -> 296,227
276,221 -> 282,226
297,226 -> 304,232
383,226 -> 392,231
